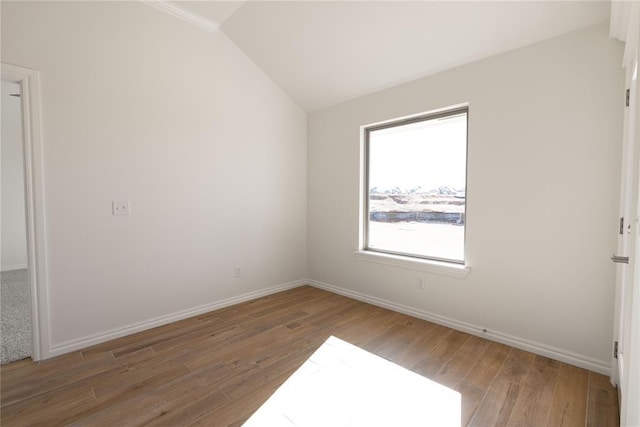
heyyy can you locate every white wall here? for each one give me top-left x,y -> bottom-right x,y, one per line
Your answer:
308,24 -> 623,369
1,81 -> 28,271
1,1 -> 307,351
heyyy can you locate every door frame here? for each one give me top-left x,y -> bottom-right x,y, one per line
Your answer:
2,62 -> 50,361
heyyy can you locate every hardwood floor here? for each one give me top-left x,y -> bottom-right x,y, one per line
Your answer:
0,286 -> 619,426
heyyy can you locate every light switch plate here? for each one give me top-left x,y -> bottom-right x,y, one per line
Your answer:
112,201 -> 130,216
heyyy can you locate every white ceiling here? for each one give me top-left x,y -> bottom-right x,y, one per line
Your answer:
167,1 -> 610,112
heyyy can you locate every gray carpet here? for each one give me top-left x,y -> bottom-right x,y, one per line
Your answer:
1,269 -> 31,364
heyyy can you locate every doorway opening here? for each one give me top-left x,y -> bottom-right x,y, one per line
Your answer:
1,80 -> 32,364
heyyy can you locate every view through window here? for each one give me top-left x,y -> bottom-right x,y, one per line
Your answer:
365,108 -> 468,263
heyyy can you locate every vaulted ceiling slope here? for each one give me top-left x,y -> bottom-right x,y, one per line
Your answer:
159,1 -> 611,112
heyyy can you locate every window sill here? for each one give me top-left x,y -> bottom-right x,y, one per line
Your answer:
354,250 -> 470,278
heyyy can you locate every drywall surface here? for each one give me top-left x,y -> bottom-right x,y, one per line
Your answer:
308,24 -> 623,367
1,1 -> 307,349
1,81 -> 28,271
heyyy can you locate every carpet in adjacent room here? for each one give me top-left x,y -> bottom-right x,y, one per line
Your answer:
1,269 -> 31,364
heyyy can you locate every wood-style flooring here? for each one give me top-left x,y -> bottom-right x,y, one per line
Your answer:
0,286 -> 619,426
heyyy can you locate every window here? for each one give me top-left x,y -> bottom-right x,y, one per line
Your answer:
363,107 -> 468,264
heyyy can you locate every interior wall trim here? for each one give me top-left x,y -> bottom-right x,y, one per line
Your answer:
1,62 -> 50,362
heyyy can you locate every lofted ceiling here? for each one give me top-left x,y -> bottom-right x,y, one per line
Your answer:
157,1 -> 611,112
177,1 -> 245,25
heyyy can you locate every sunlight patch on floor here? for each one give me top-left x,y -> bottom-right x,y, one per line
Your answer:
243,336 -> 461,427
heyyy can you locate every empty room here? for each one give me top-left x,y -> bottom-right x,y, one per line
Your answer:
1,1 -> 639,426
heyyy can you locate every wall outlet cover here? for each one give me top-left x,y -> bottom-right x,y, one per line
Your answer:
112,201 -> 130,216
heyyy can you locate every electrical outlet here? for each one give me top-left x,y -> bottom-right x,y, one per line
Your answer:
417,278 -> 425,290
112,201 -> 130,216
234,266 -> 241,278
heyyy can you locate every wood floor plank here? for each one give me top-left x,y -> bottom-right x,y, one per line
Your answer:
1,354 -> 126,407
0,286 -> 619,426
363,316 -> 432,362
81,314 -> 209,355
411,330 -> 471,378
245,293 -> 320,319
506,355 -> 560,427
188,365 -> 298,427
433,335 -> 492,390
546,363 -> 589,427
144,388 -> 231,426
468,348 -> 535,427
462,341 -> 512,388
587,371 -> 619,427
0,384 -> 95,425
457,340 -> 512,426
457,342 -> 511,426
183,325 -> 296,373
306,296 -> 362,328
41,363 -> 192,426
220,345 -> 312,401
150,324 -> 241,354
0,352 -> 84,388
110,318 -> 222,357
71,363 -> 243,426
391,323 -> 453,368
91,358 -> 189,399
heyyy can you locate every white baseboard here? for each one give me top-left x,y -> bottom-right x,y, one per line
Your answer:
46,278 -> 611,375
308,279 -> 610,375
48,279 -> 307,357
1,264 -> 28,272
